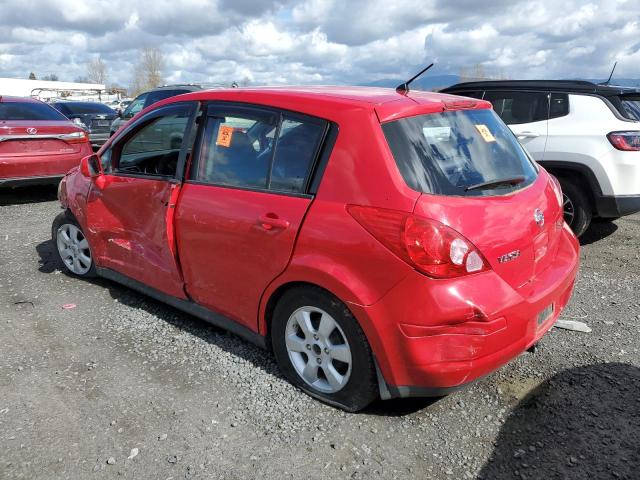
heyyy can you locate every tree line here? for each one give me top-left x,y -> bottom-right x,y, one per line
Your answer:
27,47 -> 166,97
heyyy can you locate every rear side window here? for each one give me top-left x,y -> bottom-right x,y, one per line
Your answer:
382,108 -> 538,197
0,101 -> 67,121
549,93 -> 569,119
483,91 -> 549,124
192,107 -> 326,193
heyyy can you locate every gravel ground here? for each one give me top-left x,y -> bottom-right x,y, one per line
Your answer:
1,186 -> 639,480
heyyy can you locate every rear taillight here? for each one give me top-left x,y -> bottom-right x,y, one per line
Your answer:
60,131 -> 89,144
607,131 -> 640,151
347,205 -> 489,278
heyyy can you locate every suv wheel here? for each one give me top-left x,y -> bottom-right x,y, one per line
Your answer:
558,178 -> 592,237
52,212 -> 96,277
271,286 -> 378,412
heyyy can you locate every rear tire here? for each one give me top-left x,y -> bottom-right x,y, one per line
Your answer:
558,178 -> 592,237
271,286 -> 378,412
52,212 -> 96,278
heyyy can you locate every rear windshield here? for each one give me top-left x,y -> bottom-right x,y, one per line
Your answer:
618,95 -> 640,121
55,102 -> 115,115
382,108 -> 538,196
0,101 -> 68,121
144,89 -> 192,108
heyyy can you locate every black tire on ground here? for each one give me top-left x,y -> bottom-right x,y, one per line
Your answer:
558,178 -> 592,237
51,211 -> 97,278
271,286 -> 378,412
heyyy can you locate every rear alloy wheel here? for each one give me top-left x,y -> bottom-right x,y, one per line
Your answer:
558,178 -> 592,237
52,212 -> 96,277
272,286 -> 378,411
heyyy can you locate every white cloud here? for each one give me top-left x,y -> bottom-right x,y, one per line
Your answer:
0,0 -> 639,90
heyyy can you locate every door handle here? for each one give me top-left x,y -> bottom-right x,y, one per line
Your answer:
515,131 -> 540,138
258,214 -> 290,231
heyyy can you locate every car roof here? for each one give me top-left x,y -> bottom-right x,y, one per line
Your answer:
441,80 -> 640,97
162,86 -> 491,122
0,95 -> 45,103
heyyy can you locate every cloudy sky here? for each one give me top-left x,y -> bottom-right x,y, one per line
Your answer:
0,0 -> 639,88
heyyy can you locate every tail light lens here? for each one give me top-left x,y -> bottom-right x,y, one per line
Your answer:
60,131 -> 90,144
347,205 -> 489,278
607,131 -> 640,151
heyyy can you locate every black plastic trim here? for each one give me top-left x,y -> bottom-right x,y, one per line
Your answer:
95,267 -> 267,349
0,175 -> 63,188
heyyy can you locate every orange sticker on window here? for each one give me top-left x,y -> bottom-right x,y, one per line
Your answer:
475,124 -> 496,142
216,125 -> 234,147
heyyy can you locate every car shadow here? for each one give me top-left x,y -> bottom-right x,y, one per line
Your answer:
0,185 -> 58,206
580,219 -> 618,246
36,238 -> 447,417
478,362 -> 640,480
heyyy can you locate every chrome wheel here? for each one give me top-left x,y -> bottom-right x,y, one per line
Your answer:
563,192 -> 575,226
56,224 -> 92,275
285,306 -> 352,394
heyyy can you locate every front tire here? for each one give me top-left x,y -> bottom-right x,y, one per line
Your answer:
52,212 -> 96,277
558,178 -> 592,237
271,286 -> 378,412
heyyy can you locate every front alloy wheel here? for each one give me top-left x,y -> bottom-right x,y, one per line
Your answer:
52,212 -> 96,277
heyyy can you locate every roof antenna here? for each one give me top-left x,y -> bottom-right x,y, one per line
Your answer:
396,63 -> 434,94
603,62 -> 617,85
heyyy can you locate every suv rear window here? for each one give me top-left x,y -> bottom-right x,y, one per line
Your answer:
382,108 -> 538,197
618,95 -> 640,121
0,101 -> 68,121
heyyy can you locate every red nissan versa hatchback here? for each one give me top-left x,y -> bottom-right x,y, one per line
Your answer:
52,86 -> 579,411
0,96 -> 92,187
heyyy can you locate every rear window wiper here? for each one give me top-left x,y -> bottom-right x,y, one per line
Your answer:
464,175 -> 525,192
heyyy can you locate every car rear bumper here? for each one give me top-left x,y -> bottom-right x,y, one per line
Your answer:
594,194 -> 640,218
350,224 -> 580,398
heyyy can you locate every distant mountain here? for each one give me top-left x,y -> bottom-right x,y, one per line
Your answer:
359,74 -> 460,91
358,75 -> 640,91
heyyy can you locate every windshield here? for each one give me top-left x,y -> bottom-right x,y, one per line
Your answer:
144,89 -> 192,109
122,94 -> 147,119
57,102 -> 116,115
0,101 -> 68,121
382,108 -> 538,196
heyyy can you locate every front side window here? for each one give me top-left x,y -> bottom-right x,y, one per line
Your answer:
483,91 -> 549,125
113,103 -> 194,177
192,107 -> 326,193
382,108 -> 538,197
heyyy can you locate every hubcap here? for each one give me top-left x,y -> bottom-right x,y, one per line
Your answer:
285,306 -> 352,394
563,193 -> 575,226
56,224 -> 92,275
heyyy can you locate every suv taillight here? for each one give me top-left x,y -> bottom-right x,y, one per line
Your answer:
347,205 -> 489,278
607,131 -> 640,151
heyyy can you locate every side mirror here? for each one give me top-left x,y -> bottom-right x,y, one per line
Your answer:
118,110 -> 124,119
80,155 -> 102,178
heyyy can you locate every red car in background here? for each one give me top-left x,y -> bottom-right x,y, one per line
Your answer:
52,86 -> 579,411
0,96 -> 91,187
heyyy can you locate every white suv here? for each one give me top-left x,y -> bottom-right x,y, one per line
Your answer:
441,80 -> 640,236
